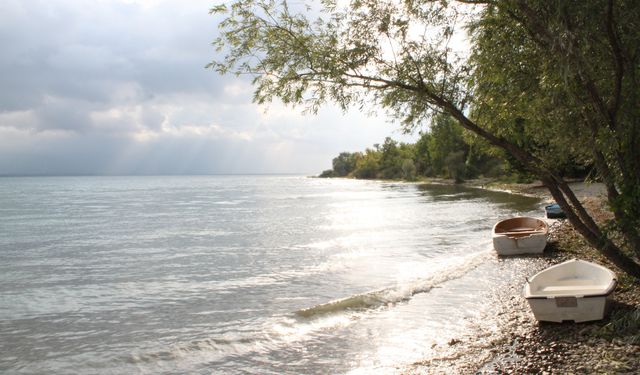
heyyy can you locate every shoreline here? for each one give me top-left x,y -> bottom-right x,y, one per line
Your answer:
404,178 -> 640,374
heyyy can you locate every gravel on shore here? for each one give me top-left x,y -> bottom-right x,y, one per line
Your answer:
405,180 -> 640,374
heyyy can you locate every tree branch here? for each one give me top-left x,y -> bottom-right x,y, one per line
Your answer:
605,0 -> 624,123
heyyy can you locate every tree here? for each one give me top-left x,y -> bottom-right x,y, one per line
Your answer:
467,1 -> 640,275
332,152 -> 357,176
378,137 -> 403,179
463,134 -> 506,179
427,114 -> 468,177
444,151 -> 467,183
210,1 -> 640,278
401,158 -> 417,181
413,132 -> 433,176
353,148 -> 380,179
318,169 -> 336,178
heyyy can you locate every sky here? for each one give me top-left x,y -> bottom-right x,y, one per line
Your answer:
0,0 -> 416,176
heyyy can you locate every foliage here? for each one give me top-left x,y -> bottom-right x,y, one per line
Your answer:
444,151 -> 466,183
467,4 -> 594,179
319,114 -> 511,182
413,132 -> 432,176
466,1 -> 640,272
597,308 -> 640,344
318,169 -> 336,178
211,0 -> 640,278
401,159 -> 417,181
464,135 -> 506,178
353,148 -> 379,179
332,152 -> 358,177
426,114 -> 468,177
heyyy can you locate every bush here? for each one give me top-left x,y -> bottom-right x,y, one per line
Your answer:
444,151 -> 466,183
318,169 -> 336,178
401,159 -> 417,181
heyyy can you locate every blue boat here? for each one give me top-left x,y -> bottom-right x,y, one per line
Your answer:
545,203 -> 566,219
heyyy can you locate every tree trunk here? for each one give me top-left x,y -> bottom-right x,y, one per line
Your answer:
541,176 -> 640,278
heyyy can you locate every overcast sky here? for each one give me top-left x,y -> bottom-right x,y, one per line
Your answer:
0,0 -> 415,176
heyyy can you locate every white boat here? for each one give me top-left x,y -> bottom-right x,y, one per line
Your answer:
524,259 -> 617,322
492,217 -> 548,255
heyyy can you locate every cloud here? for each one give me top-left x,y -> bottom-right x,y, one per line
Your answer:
0,0 -> 413,175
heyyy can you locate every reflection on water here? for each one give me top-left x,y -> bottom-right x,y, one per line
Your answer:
418,183 -> 541,212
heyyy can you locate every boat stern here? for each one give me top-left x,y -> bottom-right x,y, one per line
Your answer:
492,232 -> 547,255
523,262 -> 617,323
523,292 -> 615,323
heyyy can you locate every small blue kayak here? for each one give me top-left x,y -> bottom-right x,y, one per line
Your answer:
545,203 -> 566,219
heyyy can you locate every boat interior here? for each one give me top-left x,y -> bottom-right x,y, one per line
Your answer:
527,260 -> 616,297
494,217 -> 548,237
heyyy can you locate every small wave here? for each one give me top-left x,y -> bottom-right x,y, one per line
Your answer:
295,289 -> 403,318
295,250 -> 491,318
212,200 -> 246,205
124,335 -> 264,370
209,261 -> 343,292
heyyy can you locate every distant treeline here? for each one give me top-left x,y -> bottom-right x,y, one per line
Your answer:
320,114 -> 589,182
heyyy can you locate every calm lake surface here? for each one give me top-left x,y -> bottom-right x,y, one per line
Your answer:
0,176 -> 544,374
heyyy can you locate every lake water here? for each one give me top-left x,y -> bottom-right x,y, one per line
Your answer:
0,176 -> 544,374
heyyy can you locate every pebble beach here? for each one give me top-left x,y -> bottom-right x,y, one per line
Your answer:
407,180 -> 640,374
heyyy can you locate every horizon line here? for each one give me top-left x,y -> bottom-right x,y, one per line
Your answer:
0,172 -> 318,178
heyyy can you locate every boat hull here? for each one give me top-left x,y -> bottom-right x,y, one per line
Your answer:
525,295 -> 614,323
492,217 -> 548,255
524,259 -> 617,322
545,203 -> 566,219
492,233 -> 547,255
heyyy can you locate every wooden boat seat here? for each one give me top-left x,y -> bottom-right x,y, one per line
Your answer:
496,226 -> 545,236
509,227 -> 536,231
500,230 -> 542,236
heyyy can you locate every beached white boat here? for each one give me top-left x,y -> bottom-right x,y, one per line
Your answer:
492,217 -> 548,255
524,259 -> 617,322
